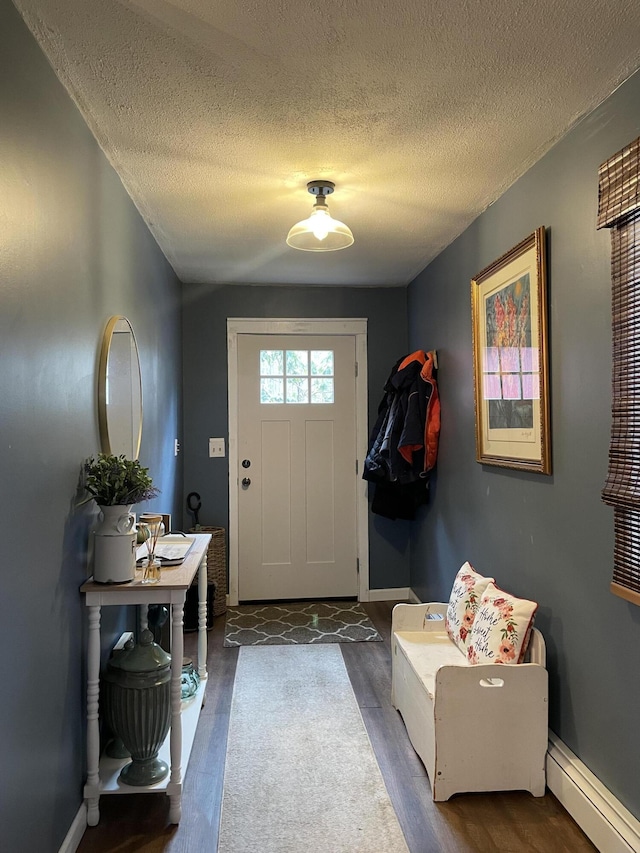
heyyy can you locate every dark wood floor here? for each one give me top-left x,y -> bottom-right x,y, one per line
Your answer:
78,602 -> 597,853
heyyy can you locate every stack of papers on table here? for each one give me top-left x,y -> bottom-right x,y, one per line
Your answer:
136,535 -> 195,566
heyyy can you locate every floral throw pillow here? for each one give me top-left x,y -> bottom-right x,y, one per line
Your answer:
445,562 -> 495,654
467,582 -> 538,665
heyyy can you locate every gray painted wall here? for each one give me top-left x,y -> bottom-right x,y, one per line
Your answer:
181,284 -> 411,590
0,3 -> 183,850
10,0 -> 640,837
408,69 -> 640,818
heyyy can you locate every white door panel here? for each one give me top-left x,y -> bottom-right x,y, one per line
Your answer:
237,334 -> 357,601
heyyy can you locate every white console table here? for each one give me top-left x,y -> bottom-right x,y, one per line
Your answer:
81,532 -> 211,826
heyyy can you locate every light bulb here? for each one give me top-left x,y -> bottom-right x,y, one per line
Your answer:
310,209 -> 331,241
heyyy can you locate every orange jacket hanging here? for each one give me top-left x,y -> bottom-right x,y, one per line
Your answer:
363,350 -> 440,486
363,349 -> 440,519
396,350 -> 440,474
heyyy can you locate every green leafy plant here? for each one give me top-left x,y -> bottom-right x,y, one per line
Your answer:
82,453 -> 160,506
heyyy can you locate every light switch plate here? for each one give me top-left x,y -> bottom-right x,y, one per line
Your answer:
209,437 -> 225,457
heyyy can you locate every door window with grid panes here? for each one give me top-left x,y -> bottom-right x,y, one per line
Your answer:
259,349 -> 334,404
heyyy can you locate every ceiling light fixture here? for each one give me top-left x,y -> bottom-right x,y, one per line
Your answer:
286,180 -> 354,252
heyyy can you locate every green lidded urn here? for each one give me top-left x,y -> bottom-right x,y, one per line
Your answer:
102,630 -> 172,786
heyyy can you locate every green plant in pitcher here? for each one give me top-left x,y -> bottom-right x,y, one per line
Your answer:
82,453 -> 159,506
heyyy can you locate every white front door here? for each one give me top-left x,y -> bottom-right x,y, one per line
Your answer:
236,333 -> 358,601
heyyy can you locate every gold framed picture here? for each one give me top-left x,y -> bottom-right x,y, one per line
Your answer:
471,227 -> 551,474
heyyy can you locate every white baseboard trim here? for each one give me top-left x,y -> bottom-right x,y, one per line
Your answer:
367,587 -> 412,602
59,803 -> 86,853
547,732 -> 640,853
407,588 -> 421,604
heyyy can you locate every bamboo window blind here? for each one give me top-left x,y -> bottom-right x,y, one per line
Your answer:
597,135 -> 640,605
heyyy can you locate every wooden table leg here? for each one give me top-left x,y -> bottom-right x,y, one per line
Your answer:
198,553 -> 208,680
167,600 -> 184,824
84,605 -> 101,826
139,603 -> 148,633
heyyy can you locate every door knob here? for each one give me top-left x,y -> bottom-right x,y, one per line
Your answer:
242,477 -> 251,487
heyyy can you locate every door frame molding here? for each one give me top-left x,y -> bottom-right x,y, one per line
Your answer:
227,318 -> 369,605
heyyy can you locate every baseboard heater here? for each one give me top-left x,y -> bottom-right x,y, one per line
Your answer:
546,732 -> 640,853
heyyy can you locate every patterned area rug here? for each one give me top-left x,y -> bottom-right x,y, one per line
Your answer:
217,646 -> 408,853
223,601 -> 383,646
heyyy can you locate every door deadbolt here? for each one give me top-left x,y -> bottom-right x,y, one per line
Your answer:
242,459 -> 251,468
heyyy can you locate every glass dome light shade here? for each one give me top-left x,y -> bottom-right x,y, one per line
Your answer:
286,205 -> 354,252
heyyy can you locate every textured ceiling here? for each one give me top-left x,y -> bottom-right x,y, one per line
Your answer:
14,0 -> 640,286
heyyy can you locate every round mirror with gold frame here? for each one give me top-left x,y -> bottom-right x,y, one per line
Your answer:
98,316 -> 143,460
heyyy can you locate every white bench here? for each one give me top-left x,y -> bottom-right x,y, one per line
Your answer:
391,602 -> 548,801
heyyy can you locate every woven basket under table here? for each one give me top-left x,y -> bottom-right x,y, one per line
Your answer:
190,526 -> 227,616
